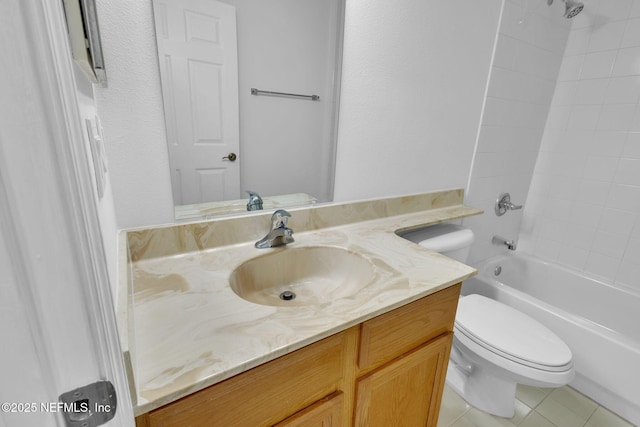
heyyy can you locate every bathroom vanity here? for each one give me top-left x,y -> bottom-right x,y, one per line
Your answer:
135,284 -> 459,426
118,189 -> 482,426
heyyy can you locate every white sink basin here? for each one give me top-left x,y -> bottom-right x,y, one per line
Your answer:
229,246 -> 376,306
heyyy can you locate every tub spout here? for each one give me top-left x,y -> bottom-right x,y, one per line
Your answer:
492,235 -> 517,250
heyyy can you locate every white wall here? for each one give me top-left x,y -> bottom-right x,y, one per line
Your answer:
0,0 -> 126,419
94,0 -> 175,229
333,0 -> 502,202
226,0 -> 341,202
520,0 -> 640,291
463,0 -> 571,265
73,65 -> 121,301
0,225 -> 53,427
0,228 -> 55,426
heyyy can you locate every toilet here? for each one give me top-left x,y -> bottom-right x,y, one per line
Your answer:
399,223 -> 574,418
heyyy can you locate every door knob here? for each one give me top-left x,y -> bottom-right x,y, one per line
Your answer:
222,152 -> 237,161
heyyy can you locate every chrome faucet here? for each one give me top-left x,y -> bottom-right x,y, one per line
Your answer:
492,235 -> 517,250
495,192 -> 523,216
246,190 -> 263,211
255,209 -> 294,248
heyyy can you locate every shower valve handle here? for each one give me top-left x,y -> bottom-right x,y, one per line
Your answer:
495,193 -> 523,216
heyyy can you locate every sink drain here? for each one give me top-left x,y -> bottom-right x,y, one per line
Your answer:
279,291 -> 296,301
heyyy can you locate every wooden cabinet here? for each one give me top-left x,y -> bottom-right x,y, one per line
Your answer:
135,284 -> 460,427
354,334 -> 452,427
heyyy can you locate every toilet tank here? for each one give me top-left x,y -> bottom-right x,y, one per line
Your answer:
398,223 -> 474,263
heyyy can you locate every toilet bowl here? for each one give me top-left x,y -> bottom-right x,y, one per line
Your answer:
399,223 -> 574,418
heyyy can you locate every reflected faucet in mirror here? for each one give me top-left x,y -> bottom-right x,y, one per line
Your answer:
246,191 -> 263,211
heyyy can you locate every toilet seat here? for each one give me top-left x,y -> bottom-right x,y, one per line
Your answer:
455,295 -> 573,372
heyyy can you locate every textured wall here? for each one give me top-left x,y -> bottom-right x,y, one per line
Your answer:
94,0 -> 175,229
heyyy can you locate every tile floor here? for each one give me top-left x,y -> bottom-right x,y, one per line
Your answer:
438,384 -> 636,427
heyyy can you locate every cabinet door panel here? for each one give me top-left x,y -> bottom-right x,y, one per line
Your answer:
275,391 -> 343,427
354,333 -> 452,427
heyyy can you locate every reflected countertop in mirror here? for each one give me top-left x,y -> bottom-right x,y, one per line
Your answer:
175,192 -> 317,220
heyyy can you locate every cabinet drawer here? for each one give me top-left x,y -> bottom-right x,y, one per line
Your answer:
358,284 -> 460,373
142,327 -> 358,427
275,391 -> 344,427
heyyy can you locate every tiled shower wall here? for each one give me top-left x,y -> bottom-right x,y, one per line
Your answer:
519,0 -> 640,291
463,0 -> 571,265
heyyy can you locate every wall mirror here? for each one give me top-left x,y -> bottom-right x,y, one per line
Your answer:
150,0 -> 345,219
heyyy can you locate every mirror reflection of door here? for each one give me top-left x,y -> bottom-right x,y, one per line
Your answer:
153,0 -> 241,205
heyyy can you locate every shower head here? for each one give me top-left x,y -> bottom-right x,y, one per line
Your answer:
563,0 -> 584,18
547,0 -> 585,19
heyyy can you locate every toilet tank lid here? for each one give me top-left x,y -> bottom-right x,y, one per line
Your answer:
401,224 -> 474,253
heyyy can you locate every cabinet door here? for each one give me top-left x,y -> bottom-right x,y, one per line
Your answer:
275,392 -> 344,427
354,333 -> 452,427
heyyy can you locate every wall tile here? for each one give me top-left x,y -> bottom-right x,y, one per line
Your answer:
557,245 -> 590,270
574,78 -> 608,104
587,21 -> 626,52
616,237 -> 640,288
569,202 -> 604,228
581,50 -> 617,78
622,132 -> 640,157
567,105 -> 601,130
597,104 -> 636,130
565,26 -> 593,55
620,17 -> 640,47
584,251 -> 620,279
557,54 -> 584,81
592,229 -> 627,258
583,155 -> 620,181
594,0 -> 633,22
614,158 -> 640,184
629,0 -> 640,18
606,183 -> 640,211
611,47 -> 640,76
590,131 -> 628,156
598,207 -> 638,234
565,223 -> 597,250
493,35 -> 518,70
605,76 -> 640,104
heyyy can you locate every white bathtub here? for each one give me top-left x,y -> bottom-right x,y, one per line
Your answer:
463,252 -> 640,425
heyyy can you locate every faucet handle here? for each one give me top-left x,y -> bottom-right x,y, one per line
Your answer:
271,209 -> 292,229
495,192 -> 523,216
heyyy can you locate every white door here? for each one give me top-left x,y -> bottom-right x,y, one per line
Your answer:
153,0 -> 241,205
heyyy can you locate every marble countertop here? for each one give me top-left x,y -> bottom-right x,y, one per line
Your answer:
120,190 -> 482,415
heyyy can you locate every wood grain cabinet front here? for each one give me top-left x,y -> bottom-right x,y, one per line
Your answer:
275,391 -> 345,427
135,284 -> 461,427
354,333 -> 453,427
